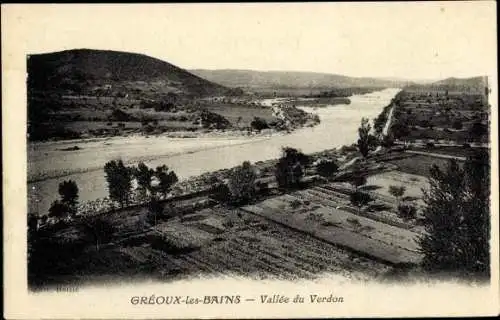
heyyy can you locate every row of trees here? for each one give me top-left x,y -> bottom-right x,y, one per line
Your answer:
212,147 -> 341,207
46,160 -> 179,220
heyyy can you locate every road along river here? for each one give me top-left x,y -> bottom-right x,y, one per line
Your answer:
28,88 -> 400,215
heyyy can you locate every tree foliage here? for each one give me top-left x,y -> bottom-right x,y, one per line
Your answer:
104,160 -> 133,208
275,147 -> 310,189
48,180 -> 79,218
226,161 -> 258,205
357,117 -> 376,157
48,200 -> 70,219
350,191 -> 373,213
418,150 -> 490,277
389,185 -> 406,202
250,117 -> 270,131
133,162 -> 155,200
58,180 -> 79,209
316,159 -> 339,179
154,165 -> 179,198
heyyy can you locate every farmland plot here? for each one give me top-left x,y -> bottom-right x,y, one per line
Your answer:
87,208 -> 393,283
242,193 -> 423,266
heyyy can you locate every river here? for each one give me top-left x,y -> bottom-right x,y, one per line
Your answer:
28,88 -> 400,215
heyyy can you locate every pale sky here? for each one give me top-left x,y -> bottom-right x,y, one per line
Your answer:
2,2 -> 497,80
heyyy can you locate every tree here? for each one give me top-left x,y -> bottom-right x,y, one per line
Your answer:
80,216 -> 115,251
48,200 -> 70,220
418,150 -> 490,277
104,160 -> 133,208
133,162 -> 155,201
154,165 -> 179,199
275,147 -> 310,189
350,191 -> 373,214
210,178 -> 231,203
389,185 -> 406,205
316,159 -> 339,180
226,161 -> 258,205
357,117 -> 374,158
147,197 -> 164,226
58,180 -> 79,216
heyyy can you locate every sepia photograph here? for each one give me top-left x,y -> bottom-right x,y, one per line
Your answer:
3,2 -> 499,318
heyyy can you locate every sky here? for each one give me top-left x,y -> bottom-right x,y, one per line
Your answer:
2,2 -> 497,80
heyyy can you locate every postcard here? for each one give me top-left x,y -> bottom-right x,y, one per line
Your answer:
2,2 -> 499,318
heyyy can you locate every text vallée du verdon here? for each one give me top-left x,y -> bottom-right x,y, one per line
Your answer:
130,294 -> 344,305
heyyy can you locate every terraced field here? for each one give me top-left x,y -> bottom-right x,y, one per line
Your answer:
242,184 -> 424,266
43,205 -> 393,286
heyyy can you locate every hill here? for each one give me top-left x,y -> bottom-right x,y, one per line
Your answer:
430,76 -> 488,92
189,69 -> 413,90
405,76 -> 488,93
28,49 -> 230,97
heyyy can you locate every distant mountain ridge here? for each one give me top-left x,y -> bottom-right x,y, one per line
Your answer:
189,69 -> 414,89
408,76 -> 488,93
28,49 -> 230,97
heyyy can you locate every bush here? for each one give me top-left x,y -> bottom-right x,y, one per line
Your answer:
397,203 -> 417,221
250,117 -> 270,131
316,159 -> 339,179
289,199 -> 302,209
350,190 -> 373,212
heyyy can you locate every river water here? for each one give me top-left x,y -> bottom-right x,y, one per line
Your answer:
28,88 -> 400,215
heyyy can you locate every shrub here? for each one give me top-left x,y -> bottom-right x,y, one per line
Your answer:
289,199 -> 302,209
316,159 -> 339,179
397,203 -> 417,221
250,117 -> 270,131
350,190 -> 373,213
388,185 -> 406,202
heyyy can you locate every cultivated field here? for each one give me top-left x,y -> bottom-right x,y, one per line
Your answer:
243,182 -> 424,266
30,203 -> 393,288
